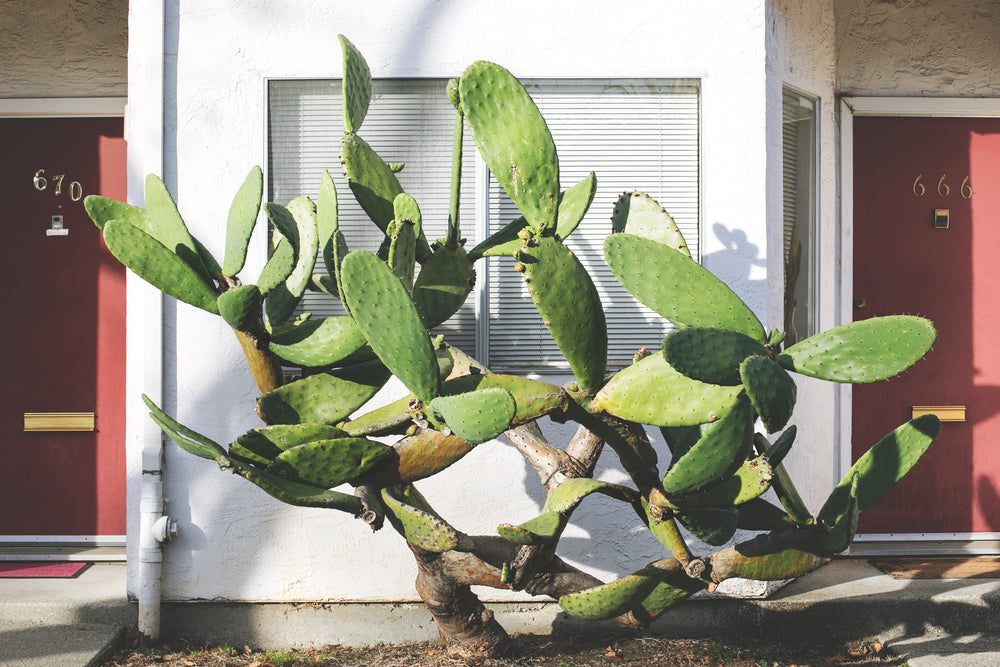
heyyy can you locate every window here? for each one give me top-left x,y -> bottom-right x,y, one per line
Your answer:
269,78 -> 700,372
781,87 -> 818,347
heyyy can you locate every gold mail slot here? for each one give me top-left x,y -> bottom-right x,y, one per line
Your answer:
912,406 -> 966,422
23,412 -> 96,432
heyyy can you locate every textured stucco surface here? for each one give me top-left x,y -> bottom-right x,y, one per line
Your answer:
836,0 -> 1000,96
129,0 -> 774,603
0,0 -> 127,98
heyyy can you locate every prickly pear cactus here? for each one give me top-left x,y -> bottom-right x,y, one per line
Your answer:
86,36 -> 943,657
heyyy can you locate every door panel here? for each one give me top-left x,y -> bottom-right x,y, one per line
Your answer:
0,118 -> 126,536
853,117 -> 1000,535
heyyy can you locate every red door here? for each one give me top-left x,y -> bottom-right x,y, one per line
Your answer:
853,116 -> 1000,536
0,117 -> 126,537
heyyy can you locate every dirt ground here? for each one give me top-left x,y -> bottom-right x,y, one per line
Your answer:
99,629 -> 903,666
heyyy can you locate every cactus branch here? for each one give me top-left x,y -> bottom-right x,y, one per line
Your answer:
446,103 -> 464,249
232,329 -> 284,396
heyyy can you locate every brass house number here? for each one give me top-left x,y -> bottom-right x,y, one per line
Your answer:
913,173 -> 973,199
33,169 -> 85,201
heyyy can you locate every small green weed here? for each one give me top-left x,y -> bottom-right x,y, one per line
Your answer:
262,648 -> 298,666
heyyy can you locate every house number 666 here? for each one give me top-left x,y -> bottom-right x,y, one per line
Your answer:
912,173 -> 973,199
33,169 -> 84,202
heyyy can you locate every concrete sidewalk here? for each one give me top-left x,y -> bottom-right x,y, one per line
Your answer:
2,559 -> 1000,665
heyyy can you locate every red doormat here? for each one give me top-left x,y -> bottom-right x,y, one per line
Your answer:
871,557 -> 1000,579
0,562 -> 91,578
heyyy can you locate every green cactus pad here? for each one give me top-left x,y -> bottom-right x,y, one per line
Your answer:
777,316 -> 936,383
595,353 -> 743,427
759,427 -> 796,467
546,478 -> 639,514
268,315 -> 369,368
559,561 -> 673,621
817,414 -> 940,527
668,456 -> 773,509
412,245 -> 475,329
519,236 -> 607,393
497,511 -> 563,545
555,171 -> 596,238
440,374 -> 566,425
84,195 -> 146,231
341,394 -> 412,437
381,487 -> 460,552
393,193 -> 432,262
103,220 -> 220,314
394,431 -> 477,484
737,498 -> 795,531
340,250 -> 440,403
467,216 -> 529,260
661,393 -> 754,495
663,328 -> 769,386
143,395 -> 226,460
317,170 -> 339,275
341,134 -> 404,232
257,360 -> 391,425
385,219 -> 416,292
611,191 -> 691,256
266,197 -> 319,324
460,61 -> 559,233
222,166 -> 263,277
231,423 -> 349,466
604,233 -> 765,343
660,425 -> 704,460
339,35 -> 371,134
228,460 -> 361,512
676,507 -> 739,546
709,547 -> 820,582
256,238 -> 296,297
816,473 -> 859,555
267,437 -> 391,489
639,568 -> 705,617
740,355 -> 797,433
217,284 -> 262,332
429,387 -> 516,444
143,174 -> 216,282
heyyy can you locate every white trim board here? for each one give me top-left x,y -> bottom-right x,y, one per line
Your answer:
839,97 -> 1000,555
0,97 -> 126,117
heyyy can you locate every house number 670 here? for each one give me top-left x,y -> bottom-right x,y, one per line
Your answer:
33,169 -> 84,202
912,173 -> 973,199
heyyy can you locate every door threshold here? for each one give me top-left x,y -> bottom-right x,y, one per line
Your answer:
0,545 -> 126,562
850,539 -> 1000,557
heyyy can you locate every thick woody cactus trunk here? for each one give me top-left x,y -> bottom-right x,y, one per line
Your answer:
410,546 -> 512,659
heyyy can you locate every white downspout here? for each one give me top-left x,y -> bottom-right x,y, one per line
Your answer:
129,0 -> 169,641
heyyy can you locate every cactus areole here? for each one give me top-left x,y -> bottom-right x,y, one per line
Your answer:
87,38 -> 940,659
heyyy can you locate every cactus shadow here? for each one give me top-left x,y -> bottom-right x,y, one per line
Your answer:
701,223 -> 766,307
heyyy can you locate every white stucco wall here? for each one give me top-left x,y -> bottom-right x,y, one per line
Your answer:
0,0 -> 127,98
836,0 -> 1000,97
130,0 -> 775,602
764,1 -> 839,516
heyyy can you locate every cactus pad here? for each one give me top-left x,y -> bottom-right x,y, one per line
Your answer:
611,191 -> 691,256
217,284 -> 262,332
267,437 -> 391,489
143,174 -> 216,282
412,245 -> 475,329
429,387 -> 516,444
546,478 -> 639,514
761,426 -> 796,467
663,327 -> 768,386
460,61 -> 559,233
393,192 -> 431,262
268,315 -> 369,368
143,395 -> 226,460
497,511 -> 563,545
317,170 -> 340,276
341,133 -> 404,232
222,166 -> 263,277
266,197 -> 319,324
339,35 -> 371,134
558,560 -> 677,621
817,414 -> 940,527
103,220 -> 220,314
595,353 -> 742,427
661,393 -> 754,495
381,487 -> 460,552
256,238 -> 296,297
816,473 -> 859,555
668,456 -> 773,509
519,235 -> 607,393
776,316 -> 936,383
340,250 -> 440,403
604,233 -> 765,343
84,195 -> 146,231
231,423 -> 348,466
740,355 -> 797,433
385,219 -> 416,292
228,460 -> 361,512
256,360 -> 391,425
440,374 -> 566,426
676,507 -> 739,546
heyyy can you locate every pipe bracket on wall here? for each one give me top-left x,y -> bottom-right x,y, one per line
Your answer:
23,412 -> 96,432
